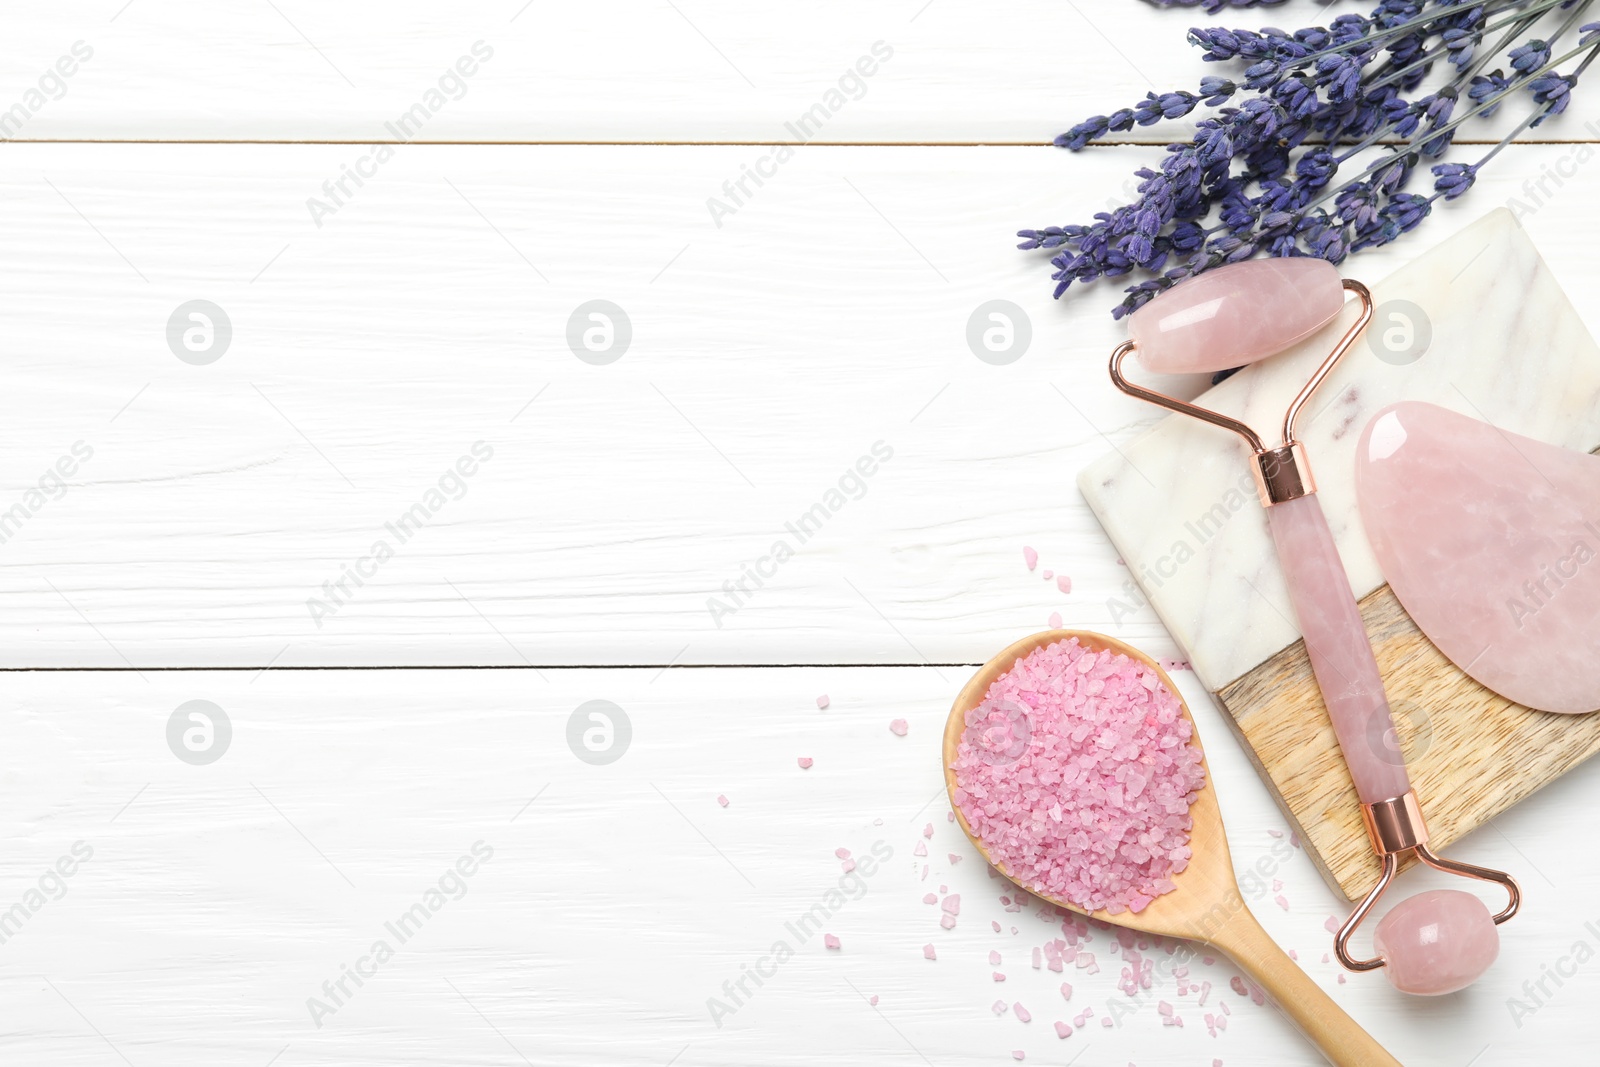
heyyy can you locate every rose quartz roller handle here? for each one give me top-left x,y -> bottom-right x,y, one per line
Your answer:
1266,494 -> 1410,805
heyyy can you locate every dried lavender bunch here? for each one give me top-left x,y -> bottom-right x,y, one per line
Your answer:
1021,0 -> 1600,318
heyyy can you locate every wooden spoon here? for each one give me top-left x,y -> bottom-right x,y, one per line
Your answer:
943,630 -> 1402,1067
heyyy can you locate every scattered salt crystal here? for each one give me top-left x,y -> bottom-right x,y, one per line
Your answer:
1337,974 -> 1347,984
948,853 -> 962,865
1076,952 -> 1095,969
1054,1021 -> 1072,1039
1060,983 -> 1073,1000
1274,895 -> 1289,911
841,859 -> 856,873
797,757 -> 813,769
1100,1017 -> 1113,1028
816,694 -> 830,709
940,915 -> 956,930
1015,1003 -> 1032,1023
1023,546 -> 1039,571
1272,879 -> 1283,892
1032,947 -> 1042,969
946,811 -> 955,822
923,823 -> 934,838
913,841 -> 927,857
1197,980 -> 1211,1006
1214,1060 -> 1224,1067
1321,953 -> 1330,964
1158,1001 -> 1173,1016
1048,611 -> 1063,628
1216,1014 -> 1229,1030
941,895 -> 960,916
869,995 -> 879,1006
824,934 -> 840,950
1229,976 -> 1247,996
993,972 -> 1007,982
1290,832 -> 1301,848
1202,955 -> 1215,965
1011,1053 -> 1025,1062
889,718 -> 909,736
920,864 -> 928,880
835,847 -> 850,859
1267,829 -> 1283,839
922,893 -> 937,905
716,795 -> 729,807
1288,948 -> 1298,961
923,944 -> 937,960
993,1000 -> 1008,1015
1324,915 -> 1342,934
989,950 -> 1002,966
992,921 -> 1002,933
1043,569 -> 1053,580
1221,1001 -> 1230,1016
1057,575 -> 1072,594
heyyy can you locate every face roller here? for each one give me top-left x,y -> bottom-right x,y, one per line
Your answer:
1107,258 -> 1521,995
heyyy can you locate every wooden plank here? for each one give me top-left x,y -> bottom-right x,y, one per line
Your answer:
0,143 -> 1596,668
1220,581 -> 1600,902
0,665 -> 1576,1065
5,2 -> 1600,143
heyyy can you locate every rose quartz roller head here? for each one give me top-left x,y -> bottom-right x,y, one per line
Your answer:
1108,258 -> 1520,995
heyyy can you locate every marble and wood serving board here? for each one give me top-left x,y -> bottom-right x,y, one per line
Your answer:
1080,209 -> 1600,901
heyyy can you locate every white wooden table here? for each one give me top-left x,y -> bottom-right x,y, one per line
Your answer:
2,4 -> 1596,1064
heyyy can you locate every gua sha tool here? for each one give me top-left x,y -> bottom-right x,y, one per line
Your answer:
1109,259 -> 1520,995
944,630 -> 1402,1067
1357,400 -> 1600,714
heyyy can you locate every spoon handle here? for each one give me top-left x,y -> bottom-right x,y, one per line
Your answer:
1210,902 -> 1402,1067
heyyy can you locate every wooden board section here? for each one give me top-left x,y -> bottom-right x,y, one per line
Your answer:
1220,577 -> 1600,902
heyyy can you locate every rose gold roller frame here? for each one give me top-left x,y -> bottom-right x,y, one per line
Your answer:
1108,278 -> 1520,974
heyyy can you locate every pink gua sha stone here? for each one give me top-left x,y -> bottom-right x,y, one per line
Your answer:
1372,889 -> 1498,995
1128,257 -> 1345,374
1356,401 -> 1600,714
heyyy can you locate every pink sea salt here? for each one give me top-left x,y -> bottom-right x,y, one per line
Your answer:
824,934 -> 840,950
913,841 -> 927,857
993,999 -> 1009,1015
1054,1021 -> 1072,1039
1057,575 -> 1072,594
990,950 -> 1002,965
922,822 -> 934,838
1048,611 -> 1063,629
1043,569 -> 1054,580
1024,546 -> 1039,571
922,893 -> 937,905
816,694 -> 830,709
869,995 -> 878,1006
797,757 -> 813,769
716,794 -> 729,807
923,944 -> 937,960
993,972 -> 1007,982
951,638 -> 1205,914
1015,1003 -> 1032,1023
889,718 -> 909,736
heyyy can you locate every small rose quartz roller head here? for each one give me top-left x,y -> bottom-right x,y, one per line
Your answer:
1106,258 -> 1520,996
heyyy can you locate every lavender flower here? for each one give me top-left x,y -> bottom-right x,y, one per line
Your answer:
1023,0 -> 1600,316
